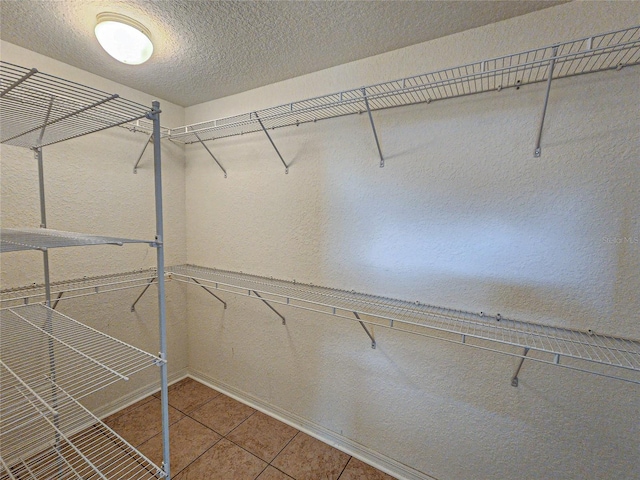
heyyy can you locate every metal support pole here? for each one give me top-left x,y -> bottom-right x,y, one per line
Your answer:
534,47 -> 558,158
354,312 -> 376,349
130,277 -> 156,312
255,113 -> 289,174
191,277 -> 227,309
511,347 -> 530,387
251,290 -> 285,325
149,101 -> 171,479
194,133 -> 227,178
133,133 -> 153,174
362,88 -> 384,168
35,148 -> 51,307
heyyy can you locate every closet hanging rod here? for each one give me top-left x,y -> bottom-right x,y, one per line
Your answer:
168,25 -> 639,145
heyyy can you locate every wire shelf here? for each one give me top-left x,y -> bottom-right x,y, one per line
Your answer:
0,304 -> 162,400
0,61 -> 152,149
0,269 -> 158,308
0,228 -> 156,253
0,362 -> 164,479
168,264 -> 640,383
168,25 -> 640,145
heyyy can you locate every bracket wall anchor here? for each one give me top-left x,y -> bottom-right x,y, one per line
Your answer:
511,347 -> 530,387
194,132 -> 227,178
252,290 -> 285,324
191,277 -> 227,309
133,133 -> 153,174
354,312 -> 376,349
131,277 -> 157,312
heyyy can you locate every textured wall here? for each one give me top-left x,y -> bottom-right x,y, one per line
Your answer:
184,2 -> 639,480
0,43 -> 189,409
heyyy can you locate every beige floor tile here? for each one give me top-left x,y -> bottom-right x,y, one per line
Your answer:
272,432 -> 350,480
338,457 -> 397,480
102,395 -> 155,424
173,438 -> 266,480
256,466 -> 296,480
104,397 -> 184,446
156,377 -> 220,413
138,416 -> 222,476
228,411 -> 298,462
189,393 -> 255,435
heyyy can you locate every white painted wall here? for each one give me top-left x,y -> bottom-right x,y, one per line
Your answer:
0,42 -> 189,411
184,2 -> 640,480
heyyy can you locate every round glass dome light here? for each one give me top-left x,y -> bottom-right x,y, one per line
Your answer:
95,13 -> 153,65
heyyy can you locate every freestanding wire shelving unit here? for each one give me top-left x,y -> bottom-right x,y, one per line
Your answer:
0,62 -> 171,478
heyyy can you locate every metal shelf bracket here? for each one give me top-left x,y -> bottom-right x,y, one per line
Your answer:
511,347 -> 530,387
191,277 -> 227,309
133,133 -> 153,174
361,87 -> 385,168
255,112 -> 289,174
194,132 -> 227,178
251,290 -> 285,324
131,277 -> 157,312
534,47 -> 558,158
354,312 -> 376,349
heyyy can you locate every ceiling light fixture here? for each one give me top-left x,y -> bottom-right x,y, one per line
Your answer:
95,13 -> 153,65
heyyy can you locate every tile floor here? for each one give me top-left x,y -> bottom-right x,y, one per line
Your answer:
104,378 -> 397,480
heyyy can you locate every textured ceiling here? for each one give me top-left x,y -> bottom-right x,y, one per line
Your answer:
0,1 -> 567,107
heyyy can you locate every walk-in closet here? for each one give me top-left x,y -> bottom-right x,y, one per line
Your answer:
1,2 -> 639,480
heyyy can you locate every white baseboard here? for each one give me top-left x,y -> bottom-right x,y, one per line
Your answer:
95,368 -> 189,420
189,369 -> 437,480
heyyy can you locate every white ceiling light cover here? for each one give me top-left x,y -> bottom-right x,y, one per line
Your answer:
94,12 -> 153,65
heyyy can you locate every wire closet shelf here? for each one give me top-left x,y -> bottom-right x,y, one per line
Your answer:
0,269 -> 158,308
0,362 -> 164,479
0,61 -> 153,149
0,228 -> 156,253
168,265 -> 640,384
168,25 -> 640,144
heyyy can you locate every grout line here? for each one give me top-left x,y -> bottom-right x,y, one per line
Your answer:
337,456 -> 354,479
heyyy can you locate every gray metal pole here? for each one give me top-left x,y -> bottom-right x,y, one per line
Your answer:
35,147 -> 52,307
150,101 -> 171,479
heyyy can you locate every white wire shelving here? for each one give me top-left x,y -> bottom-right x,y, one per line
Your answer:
0,362 -> 164,479
166,25 -> 640,173
0,61 -> 152,149
0,304 -> 163,399
168,264 -> 640,385
0,269 -> 158,308
0,228 -> 156,253
1,60 -> 171,478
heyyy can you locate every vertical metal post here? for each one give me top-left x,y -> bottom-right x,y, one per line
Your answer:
362,88 -> 384,168
534,47 -> 558,158
35,147 -> 52,307
150,101 -> 171,479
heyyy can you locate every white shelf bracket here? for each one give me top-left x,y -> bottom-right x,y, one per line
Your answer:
133,133 -> 153,174
511,347 -> 530,387
534,47 -> 558,158
194,132 -> 227,178
191,277 -> 227,309
361,87 -> 384,168
130,277 -> 157,312
354,312 -> 376,349
255,112 -> 289,174
251,290 -> 285,324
